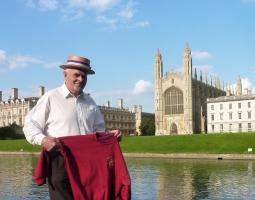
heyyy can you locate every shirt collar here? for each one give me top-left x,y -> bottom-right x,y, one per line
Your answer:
60,83 -> 86,99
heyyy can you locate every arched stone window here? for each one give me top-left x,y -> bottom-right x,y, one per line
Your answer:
164,86 -> 184,115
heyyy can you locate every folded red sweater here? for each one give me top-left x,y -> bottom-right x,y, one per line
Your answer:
34,133 -> 131,200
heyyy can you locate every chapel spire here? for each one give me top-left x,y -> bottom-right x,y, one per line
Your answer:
236,75 -> 242,96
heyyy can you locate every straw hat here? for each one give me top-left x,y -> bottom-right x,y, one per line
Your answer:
60,55 -> 95,74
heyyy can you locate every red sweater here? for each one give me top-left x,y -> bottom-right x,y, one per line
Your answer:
34,133 -> 131,200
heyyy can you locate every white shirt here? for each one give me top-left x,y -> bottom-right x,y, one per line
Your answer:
23,84 -> 105,145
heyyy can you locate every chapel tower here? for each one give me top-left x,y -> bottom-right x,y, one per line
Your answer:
154,49 -> 164,135
183,43 -> 193,134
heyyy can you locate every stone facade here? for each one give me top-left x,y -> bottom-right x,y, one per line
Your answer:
0,88 -> 148,135
99,100 -> 136,136
132,105 -> 155,136
0,87 -> 43,127
0,98 -> 38,127
154,44 -> 226,135
207,78 -> 255,133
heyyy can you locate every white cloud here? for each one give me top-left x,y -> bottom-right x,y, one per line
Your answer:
135,21 -> 150,28
96,15 -> 118,29
92,80 -> 153,98
241,78 -> 254,92
0,49 -> 60,70
39,0 -> 59,10
67,0 -> 120,11
96,17 -> 150,30
89,0 -> 120,11
118,0 -> 136,20
9,56 -> 43,69
192,51 -> 212,60
122,20 -> 150,29
24,0 -> 149,29
67,0 -> 86,8
25,0 -> 58,10
26,0 -> 119,12
132,80 -> 153,95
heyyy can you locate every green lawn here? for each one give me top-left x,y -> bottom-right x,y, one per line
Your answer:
120,133 -> 255,154
0,139 -> 41,152
0,133 -> 255,154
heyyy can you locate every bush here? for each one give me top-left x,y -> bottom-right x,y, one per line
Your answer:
140,116 -> 155,136
0,123 -> 25,140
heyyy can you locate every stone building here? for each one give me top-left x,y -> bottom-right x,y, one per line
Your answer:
154,44 -> 226,135
99,99 -> 136,136
207,77 -> 255,133
0,88 -> 144,135
0,87 -> 44,127
132,105 -> 155,136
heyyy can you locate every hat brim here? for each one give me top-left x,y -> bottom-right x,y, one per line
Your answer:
60,64 -> 95,75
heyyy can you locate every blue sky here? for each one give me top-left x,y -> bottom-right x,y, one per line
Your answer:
0,0 -> 255,112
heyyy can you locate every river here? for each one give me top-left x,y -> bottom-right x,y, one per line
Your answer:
0,155 -> 254,200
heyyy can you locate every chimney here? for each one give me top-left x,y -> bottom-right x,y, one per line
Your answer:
138,105 -> 142,113
132,105 -> 137,113
105,101 -> 111,107
244,88 -> 249,95
11,88 -> 18,100
118,98 -> 123,109
0,91 -> 2,102
39,86 -> 45,97
226,90 -> 230,96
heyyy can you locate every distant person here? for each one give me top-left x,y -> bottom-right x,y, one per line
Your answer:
23,55 -> 122,199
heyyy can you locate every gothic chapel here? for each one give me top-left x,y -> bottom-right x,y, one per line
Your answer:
154,44 -> 226,135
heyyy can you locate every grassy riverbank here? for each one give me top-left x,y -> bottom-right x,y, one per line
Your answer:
120,133 -> 255,154
0,139 -> 41,152
0,133 -> 255,154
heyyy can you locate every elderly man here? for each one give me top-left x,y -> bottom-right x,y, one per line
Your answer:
23,55 -> 121,200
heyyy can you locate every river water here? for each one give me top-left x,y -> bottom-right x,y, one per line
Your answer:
0,155 -> 255,200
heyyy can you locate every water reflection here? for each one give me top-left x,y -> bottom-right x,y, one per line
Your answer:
127,158 -> 255,200
0,155 -> 48,200
0,155 -> 255,200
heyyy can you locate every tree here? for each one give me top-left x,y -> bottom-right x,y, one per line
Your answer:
139,116 -> 155,136
0,123 -> 25,139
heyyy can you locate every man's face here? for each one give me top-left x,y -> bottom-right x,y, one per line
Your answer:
64,68 -> 87,96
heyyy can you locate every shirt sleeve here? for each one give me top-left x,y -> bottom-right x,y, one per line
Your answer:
93,105 -> 106,132
23,95 -> 50,145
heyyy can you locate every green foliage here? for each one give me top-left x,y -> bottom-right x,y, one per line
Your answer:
0,123 -> 25,140
139,116 -> 155,136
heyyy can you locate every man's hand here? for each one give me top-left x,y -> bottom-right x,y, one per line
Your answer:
42,136 -> 61,151
108,129 -> 122,142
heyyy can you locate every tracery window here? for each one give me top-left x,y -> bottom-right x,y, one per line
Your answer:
164,87 -> 183,115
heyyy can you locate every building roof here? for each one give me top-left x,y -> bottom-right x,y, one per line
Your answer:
98,105 -> 131,113
207,94 -> 255,103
